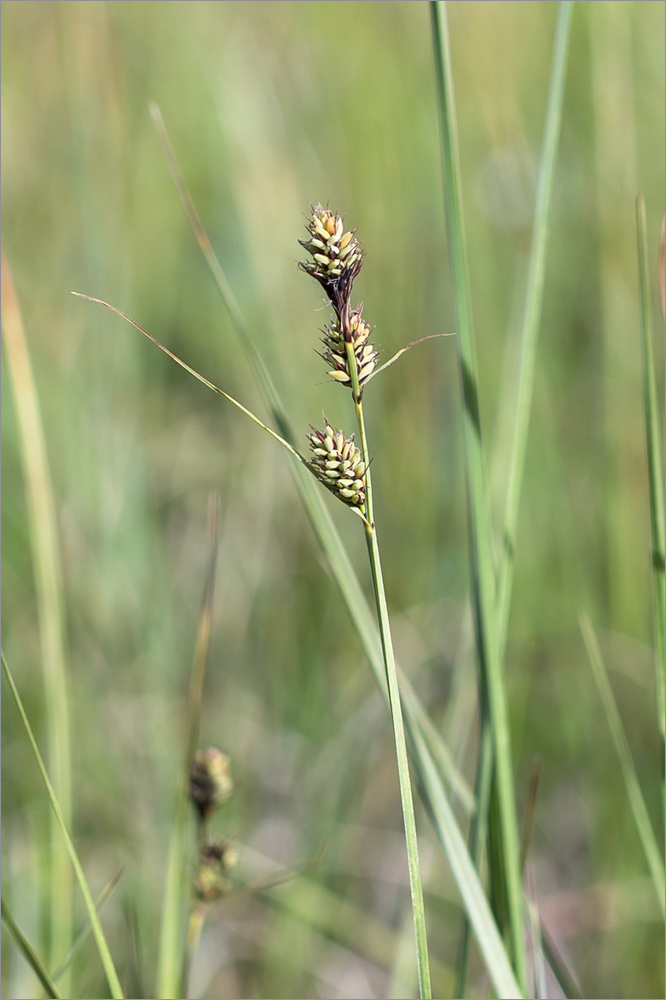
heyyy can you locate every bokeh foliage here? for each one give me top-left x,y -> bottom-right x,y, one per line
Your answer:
2,2 -> 664,997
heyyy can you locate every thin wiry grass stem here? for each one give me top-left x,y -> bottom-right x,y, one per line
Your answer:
353,386 -> 432,1000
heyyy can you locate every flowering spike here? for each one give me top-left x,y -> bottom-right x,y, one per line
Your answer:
320,305 -> 379,396
307,417 -> 367,510
298,204 -> 363,317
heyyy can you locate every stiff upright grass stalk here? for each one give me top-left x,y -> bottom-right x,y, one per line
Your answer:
430,4 -> 527,991
1,244 -> 73,995
451,3 -> 573,992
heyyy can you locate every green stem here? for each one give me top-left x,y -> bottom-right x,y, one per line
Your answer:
351,377 -> 432,999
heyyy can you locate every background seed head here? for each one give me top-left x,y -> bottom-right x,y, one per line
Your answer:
194,840 -> 238,902
189,748 -> 234,820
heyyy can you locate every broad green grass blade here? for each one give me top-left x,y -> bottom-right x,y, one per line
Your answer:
458,0 -> 573,993
579,613 -> 665,917
142,104 -> 523,996
1,898 -> 63,1000
430,2 -> 527,989
1,244 -> 73,995
635,196 -> 665,743
156,496 -> 221,999
1,651 -> 124,1000
456,6 -> 572,992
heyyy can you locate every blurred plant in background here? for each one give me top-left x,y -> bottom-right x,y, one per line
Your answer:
2,2 -> 664,998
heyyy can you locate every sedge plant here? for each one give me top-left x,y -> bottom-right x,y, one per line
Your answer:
298,205 -> 432,998
76,205 -> 439,998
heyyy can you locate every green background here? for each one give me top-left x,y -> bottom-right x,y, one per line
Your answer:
2,2 -> 664,997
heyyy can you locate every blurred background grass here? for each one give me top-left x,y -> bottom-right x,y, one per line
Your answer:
1,2 -> 664,997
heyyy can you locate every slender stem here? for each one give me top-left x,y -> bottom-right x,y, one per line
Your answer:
351,374 -> 432,999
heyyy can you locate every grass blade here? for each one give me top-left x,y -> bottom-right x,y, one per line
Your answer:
409,722 -> 522,997
1,651 -> 124,999
71,294 -> 305,466
156,494 -> 220,999
455,6 -> 573,992
635,196 -> 665,743
1,243 -> 73,993
579,613 -> 665,917
1,899 -> 63,1000
430,2 -> 527,989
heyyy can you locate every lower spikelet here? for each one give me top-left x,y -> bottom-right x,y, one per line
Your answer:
307,417 -> 367,509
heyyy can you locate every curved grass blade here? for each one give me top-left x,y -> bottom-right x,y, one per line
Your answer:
430,2 -> 527,989
365,332 -> 455,385
71,293 -> 306,467
1,243 -> 73,994
1,651 -> 124,1000
580,613 -> 665,917
635,197 -> 665,743
1,898 -> 62,1000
